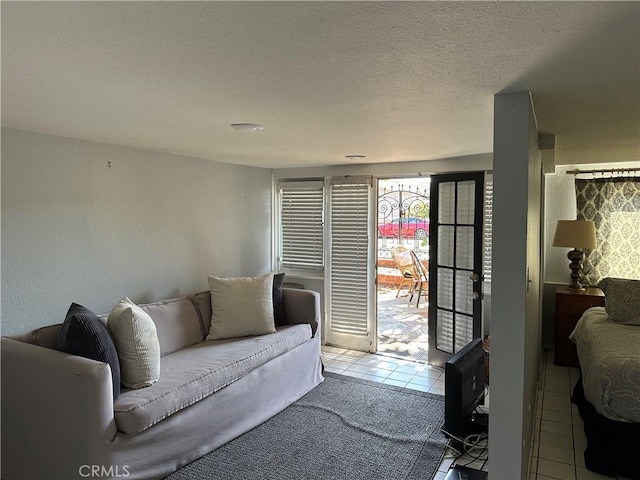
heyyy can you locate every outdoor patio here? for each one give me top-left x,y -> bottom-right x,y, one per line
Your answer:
376,285 -> 429,364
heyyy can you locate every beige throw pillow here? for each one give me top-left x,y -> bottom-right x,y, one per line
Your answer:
207,273 -> 276,340
107,297 -> 161,388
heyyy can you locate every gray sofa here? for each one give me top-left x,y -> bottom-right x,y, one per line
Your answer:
1,288 -> 324,480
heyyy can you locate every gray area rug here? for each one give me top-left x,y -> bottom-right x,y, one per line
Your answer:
166,372 -> 446,480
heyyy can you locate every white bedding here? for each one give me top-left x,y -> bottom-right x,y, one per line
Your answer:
570,306 -> 640,423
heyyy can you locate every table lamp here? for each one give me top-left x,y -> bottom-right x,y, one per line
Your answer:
553,220 -> 597,290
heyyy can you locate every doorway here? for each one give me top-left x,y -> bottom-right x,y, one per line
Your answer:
376,177 -> 431,363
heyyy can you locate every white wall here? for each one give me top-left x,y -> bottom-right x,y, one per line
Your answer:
490,91 -> 542,479
544,170 -> 577,283
1,129 -> 272,336
541,169 -> 577,347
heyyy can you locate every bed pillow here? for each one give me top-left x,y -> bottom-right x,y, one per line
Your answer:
597,277 -> 640,326
107,297 -> 161,388
207,273 -> 276,340
57,303 -> 121,400
273,272 -> 287,327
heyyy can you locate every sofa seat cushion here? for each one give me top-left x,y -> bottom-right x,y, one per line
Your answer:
113,323 -> 312,435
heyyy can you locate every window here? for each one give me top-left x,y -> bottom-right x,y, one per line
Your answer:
276,181 -> 324,272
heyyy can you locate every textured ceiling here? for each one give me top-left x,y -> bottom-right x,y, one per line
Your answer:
2,2 -> 638,168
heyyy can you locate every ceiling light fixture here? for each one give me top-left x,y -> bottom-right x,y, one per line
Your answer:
230,123 -> 264,131
345,154 -> 366,160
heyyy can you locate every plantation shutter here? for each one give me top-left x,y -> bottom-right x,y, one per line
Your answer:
279,181 -> 324,271
483,176 -> 493,284
325,176 -> 374,351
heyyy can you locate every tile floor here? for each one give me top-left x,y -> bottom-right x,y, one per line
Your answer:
321,346 -> 631,480
531,351 -> 633,480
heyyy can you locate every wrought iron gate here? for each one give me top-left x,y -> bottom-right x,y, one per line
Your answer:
377,183 -> 430,249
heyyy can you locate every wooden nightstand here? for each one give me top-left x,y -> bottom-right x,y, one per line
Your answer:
554,286 -> 605,367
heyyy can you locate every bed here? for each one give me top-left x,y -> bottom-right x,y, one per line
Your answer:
569,277 -> 640,479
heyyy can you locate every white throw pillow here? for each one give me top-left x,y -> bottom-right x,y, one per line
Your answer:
107,297 -> 161,389
207,273 -> 276,340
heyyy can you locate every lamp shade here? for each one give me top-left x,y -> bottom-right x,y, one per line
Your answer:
553,220 -> 597,249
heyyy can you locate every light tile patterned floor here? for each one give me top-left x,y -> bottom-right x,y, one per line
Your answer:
530,351 -> 633,480
322,345 -> 445,394
322,346 -> 632,480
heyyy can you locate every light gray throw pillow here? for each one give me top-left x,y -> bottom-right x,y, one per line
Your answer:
108,297 -> 161,388
207,273 -> 276,340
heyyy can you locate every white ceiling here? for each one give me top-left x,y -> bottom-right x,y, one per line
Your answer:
2,2 -> 638,168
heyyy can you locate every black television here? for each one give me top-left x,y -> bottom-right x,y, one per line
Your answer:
444,338 -> 486,440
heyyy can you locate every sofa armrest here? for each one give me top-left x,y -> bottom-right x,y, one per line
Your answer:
282,288 -> 321,338
1,337 -> 118,479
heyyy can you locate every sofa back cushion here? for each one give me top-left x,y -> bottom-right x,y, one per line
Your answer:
189,290 -> 212,337
15,296 -> 203,357
19,324 -> 63,349
137,297 -> 204,356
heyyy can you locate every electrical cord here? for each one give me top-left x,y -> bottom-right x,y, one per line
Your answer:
440,428 -> 487,451
456,433 -> 489,469
440,428 -> 489,467
461,433 -> 488,457
473,384 -> 491,415
440,389 -> 491,470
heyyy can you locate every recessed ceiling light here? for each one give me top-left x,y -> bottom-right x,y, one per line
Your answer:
230,123 -> 264,131
345,154 -> 366,160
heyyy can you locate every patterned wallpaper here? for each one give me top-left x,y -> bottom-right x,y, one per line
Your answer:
575,177 -> 640,285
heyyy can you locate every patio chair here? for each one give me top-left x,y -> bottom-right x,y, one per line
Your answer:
390,246 -> 417,298
409,249 -> 429,308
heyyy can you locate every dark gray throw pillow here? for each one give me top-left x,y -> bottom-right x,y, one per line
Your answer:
273,272 -> 287,327
57,303 -> 121,399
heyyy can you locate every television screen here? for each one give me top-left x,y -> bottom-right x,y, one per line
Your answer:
444,338 -> 486,439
